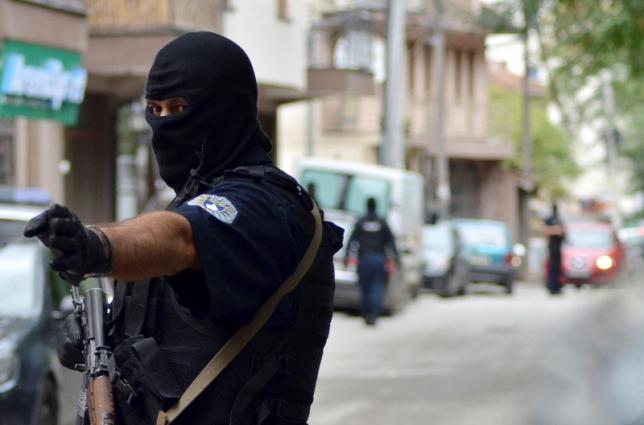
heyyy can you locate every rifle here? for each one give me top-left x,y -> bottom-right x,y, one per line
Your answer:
70,281 -> 115,425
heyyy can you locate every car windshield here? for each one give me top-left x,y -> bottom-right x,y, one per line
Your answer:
423,224 -> 453,250
0,220 -> 42,317
0,241 -> 40,317
566,228 -> 613,248
457,222 -> 508,248
301,169 -> 390,217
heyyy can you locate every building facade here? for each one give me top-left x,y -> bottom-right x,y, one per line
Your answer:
279,0 -> 518,233
0,0 -> 87,203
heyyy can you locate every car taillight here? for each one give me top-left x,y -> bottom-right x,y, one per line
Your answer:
504,254 -> 513,265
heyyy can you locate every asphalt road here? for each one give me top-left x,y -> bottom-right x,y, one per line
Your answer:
310,273 -> 644,425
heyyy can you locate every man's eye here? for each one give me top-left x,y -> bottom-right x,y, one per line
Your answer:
147,104 -> 162,116
174,104 -> 187,114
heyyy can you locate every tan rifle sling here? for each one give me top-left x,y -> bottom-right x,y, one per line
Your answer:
156,203 -> 323,425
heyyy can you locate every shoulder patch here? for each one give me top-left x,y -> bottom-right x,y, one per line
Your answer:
187,194 -> 238,224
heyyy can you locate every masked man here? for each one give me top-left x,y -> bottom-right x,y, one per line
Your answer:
24,32 -> 343,425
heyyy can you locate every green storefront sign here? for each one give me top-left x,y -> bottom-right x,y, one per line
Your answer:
0,40 -> 87,125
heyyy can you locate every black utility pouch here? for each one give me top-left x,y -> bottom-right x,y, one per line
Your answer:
113,336 -> 183,423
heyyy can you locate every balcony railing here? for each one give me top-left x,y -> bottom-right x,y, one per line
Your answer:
86,0 -> 221,33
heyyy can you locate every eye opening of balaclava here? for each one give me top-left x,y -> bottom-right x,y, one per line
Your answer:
145,31 -> 272,192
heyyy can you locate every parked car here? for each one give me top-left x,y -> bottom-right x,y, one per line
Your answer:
422,222 -> 469,297
299,159 -> 425,313
559,222 -> 625,287
618,226 -> 644,261
453,218 -> 515,294
0,188 -> 82,425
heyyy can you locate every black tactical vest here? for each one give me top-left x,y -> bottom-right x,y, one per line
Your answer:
107,167 -> 343,425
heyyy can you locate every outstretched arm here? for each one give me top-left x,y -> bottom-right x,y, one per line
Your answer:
100,211 -> 200,280
24,204 -> 200,283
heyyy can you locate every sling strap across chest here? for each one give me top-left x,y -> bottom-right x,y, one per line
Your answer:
155,202 -> 323,425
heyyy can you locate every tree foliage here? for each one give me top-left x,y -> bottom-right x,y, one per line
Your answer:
489,83 -> 580,199
538,0 -> 644,195
486,0 -> 644,200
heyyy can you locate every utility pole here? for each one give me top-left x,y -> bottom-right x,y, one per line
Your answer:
306,100 -> 315,157
518,1 -> 535,280
601,70 -> 623,229
521,8 -> 532,186
430,0 -> 449,219
380,0 -> 406,168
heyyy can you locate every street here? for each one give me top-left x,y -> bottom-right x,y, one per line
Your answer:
310,272 -> 644,425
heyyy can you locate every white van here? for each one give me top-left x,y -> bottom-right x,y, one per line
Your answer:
298,158 -> 425,313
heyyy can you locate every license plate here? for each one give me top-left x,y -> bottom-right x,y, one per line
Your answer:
567,270 -> 591,279
470,255 -> 491,266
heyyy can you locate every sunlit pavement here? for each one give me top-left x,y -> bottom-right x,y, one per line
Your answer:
310,269 -> 644,425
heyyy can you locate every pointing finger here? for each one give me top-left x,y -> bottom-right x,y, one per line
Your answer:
23,210 -> 50,238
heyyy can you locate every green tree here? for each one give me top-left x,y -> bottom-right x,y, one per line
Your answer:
489,82 -> 580,199
485,0 -> 644,201
483,0 -> 581,199
535,0 -> 644,196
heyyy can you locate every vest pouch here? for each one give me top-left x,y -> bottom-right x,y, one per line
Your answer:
113,336 -> 183,424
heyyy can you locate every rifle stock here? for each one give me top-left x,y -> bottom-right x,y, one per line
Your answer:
88,375 -> 115,425
71,284 -> 116,425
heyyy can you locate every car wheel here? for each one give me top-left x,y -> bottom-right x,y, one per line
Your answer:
34,376 -> 58,425
456,281 -> 467,296
410,282 -> 421,299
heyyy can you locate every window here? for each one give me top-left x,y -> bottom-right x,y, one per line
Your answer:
300,170 -> 390,217
345,175 -> 390,217
425,45 -> 433,97
456,222 -> 509,249
0,242 -> 40,317
468,51 -> 476,99
454,50 -> 462,101
277,0 -> 288,20
566,230 -> 613,248
408,42 -> 415,92
300,170 -> 346,211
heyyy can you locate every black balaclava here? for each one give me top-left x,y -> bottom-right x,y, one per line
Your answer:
145,32 -> 272,192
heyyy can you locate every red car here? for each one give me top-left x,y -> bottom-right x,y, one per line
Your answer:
558,222 -> 626,286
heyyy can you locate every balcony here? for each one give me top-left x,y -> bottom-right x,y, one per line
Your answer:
307,8 -> 376,97
86,0 -> 222,34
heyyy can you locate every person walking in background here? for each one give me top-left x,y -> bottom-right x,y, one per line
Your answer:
346,197 -> 399,326
544,202 -> 566,295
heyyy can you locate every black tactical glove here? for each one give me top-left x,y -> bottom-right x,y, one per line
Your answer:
23,203 -> 112,285
57,313 -> 84,370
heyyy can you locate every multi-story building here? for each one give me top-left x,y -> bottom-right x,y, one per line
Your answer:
279,0 -> 518,233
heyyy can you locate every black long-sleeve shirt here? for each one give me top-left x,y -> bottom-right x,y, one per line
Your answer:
347,212 -> 399,259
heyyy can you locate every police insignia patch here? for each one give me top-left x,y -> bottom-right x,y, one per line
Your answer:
187,194 -> 238,224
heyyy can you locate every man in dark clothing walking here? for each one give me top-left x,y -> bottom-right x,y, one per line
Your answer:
346,197 -> 399,325
544,203 -> 566,295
